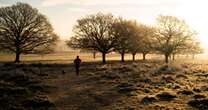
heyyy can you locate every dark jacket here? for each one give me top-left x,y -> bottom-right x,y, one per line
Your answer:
74,58 -> 81,67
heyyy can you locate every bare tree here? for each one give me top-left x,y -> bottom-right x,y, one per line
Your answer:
0,3 -> 58,63
137,24 -> 154,60
126,21 -> 141,61
67,13 -> 116,63
128,37 -> 140,61
127,22 -> 154,61
186,41 -> 203,59
112,18 -> 132,62
154,15 -> 196,63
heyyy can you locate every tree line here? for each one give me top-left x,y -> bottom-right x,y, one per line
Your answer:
0,3 -> 203,63
67,13 -> 203,63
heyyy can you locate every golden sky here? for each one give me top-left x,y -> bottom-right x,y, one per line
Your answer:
1,0 -> 208,48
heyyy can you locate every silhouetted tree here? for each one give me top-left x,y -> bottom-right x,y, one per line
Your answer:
91,49 -> 97,59
112,18 -> 132,62
154,15 -> 196,63
126,21 -> 141,61
68,13 -> 116,63
127,22 -> 154,61
137,24 -> 154,60
0,3 -> 58,63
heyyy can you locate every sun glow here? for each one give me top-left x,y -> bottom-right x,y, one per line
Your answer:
16,0 -> 208,51
176,0 -> 208,49
115,0 -> 208,50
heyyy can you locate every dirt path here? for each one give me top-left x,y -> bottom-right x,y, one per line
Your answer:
45,64 -> 121,110
47,70 -> 88,110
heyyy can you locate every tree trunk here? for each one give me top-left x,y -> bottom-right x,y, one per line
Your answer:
15,52 -> 21,63
165,54 -> 169,63
132,53 -> 136,61
93,52 -> 96,59
102,53 -> 106,64
121,53 -> 125,62
172,54 -> 175,60
142,53 -> 146,60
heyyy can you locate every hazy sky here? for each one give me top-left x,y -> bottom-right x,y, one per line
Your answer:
0,0 -> 208,48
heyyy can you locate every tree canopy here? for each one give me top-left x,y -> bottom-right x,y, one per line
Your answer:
112,18 -> 133,62
68,14 -> 203,63
67,13 -> 116,63
153,15 -> 197,63
0,3 -> 58,62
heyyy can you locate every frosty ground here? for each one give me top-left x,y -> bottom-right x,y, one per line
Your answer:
0,60 -> 208,110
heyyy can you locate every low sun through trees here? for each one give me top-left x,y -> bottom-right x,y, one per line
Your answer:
153,15 -> 199,63
67,13 -> 202,63
0,2 -> 203,64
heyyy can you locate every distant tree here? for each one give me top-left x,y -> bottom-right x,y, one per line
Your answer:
127,22 -> 155,61
170,40 -> 203,60
92,50 -> 96,59
186,41 -> 203,59
36,45 -> 56,59
137,24 -> 155,60
154,15 -> 196,63
112,18 -> 132,62
127,21 -> 141,61
67,13 -> 116,63
0,3 -> 58,63
128,36 -> 140,61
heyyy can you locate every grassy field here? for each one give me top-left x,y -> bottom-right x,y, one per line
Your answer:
1,52 -> 208,110
1,60 -> 208,110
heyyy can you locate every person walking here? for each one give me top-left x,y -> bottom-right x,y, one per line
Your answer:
74,56 -> 81,76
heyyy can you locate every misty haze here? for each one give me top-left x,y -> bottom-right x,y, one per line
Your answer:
0,0 -> 208,110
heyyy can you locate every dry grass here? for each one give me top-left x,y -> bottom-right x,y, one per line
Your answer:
0,61 -> 206,109
38,61 -> 208,110
1,53 -> 208,110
